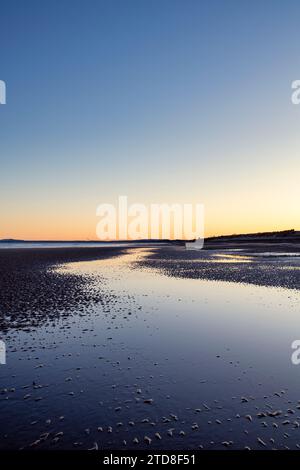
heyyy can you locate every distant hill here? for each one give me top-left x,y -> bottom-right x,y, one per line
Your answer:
0,238 -> 185,245
0,239 -> 25,243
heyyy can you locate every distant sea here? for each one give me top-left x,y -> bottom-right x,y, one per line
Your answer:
0,241 -> 158,249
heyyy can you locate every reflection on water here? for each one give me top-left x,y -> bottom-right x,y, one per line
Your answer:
245,252 -> 300,258
0,242 -> 150,250
0,249 -> 300,450
211,253 -> 252,263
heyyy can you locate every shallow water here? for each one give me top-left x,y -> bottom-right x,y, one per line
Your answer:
0,248 -> 300,450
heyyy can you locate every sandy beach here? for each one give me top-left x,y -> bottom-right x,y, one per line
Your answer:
0,245 -> 299,450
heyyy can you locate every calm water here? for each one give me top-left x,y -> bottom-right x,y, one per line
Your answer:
0,242 -> 149,249
0,249 -> 300,450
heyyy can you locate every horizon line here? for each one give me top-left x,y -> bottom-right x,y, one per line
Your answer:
0,228 -> 298,243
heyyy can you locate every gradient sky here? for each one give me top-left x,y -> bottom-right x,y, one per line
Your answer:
0,0 -> 299,240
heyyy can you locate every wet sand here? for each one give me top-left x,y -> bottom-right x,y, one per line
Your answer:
0,247 -> 126,331
140,245 -> 300,290
0,246 -> 300,450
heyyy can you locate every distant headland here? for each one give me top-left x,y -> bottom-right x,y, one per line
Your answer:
1,230 -> 299,245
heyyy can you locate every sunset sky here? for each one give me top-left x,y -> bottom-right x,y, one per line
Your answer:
0,0 -> 299,240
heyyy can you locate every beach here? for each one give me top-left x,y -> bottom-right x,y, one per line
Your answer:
0,245 -> 300,450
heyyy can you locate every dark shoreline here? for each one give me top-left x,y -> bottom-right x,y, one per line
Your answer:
0,243 -> 299,333
0,245 -> 300,452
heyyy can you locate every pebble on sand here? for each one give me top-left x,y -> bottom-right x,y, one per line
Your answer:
144,399 -> 154,404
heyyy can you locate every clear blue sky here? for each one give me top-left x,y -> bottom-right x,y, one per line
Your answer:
0,0 -> 299,239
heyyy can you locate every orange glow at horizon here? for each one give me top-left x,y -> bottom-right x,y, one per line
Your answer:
1,164 -> 299,241
1,210 -> 298,241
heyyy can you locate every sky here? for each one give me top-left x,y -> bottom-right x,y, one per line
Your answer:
0,0 -> 299,240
